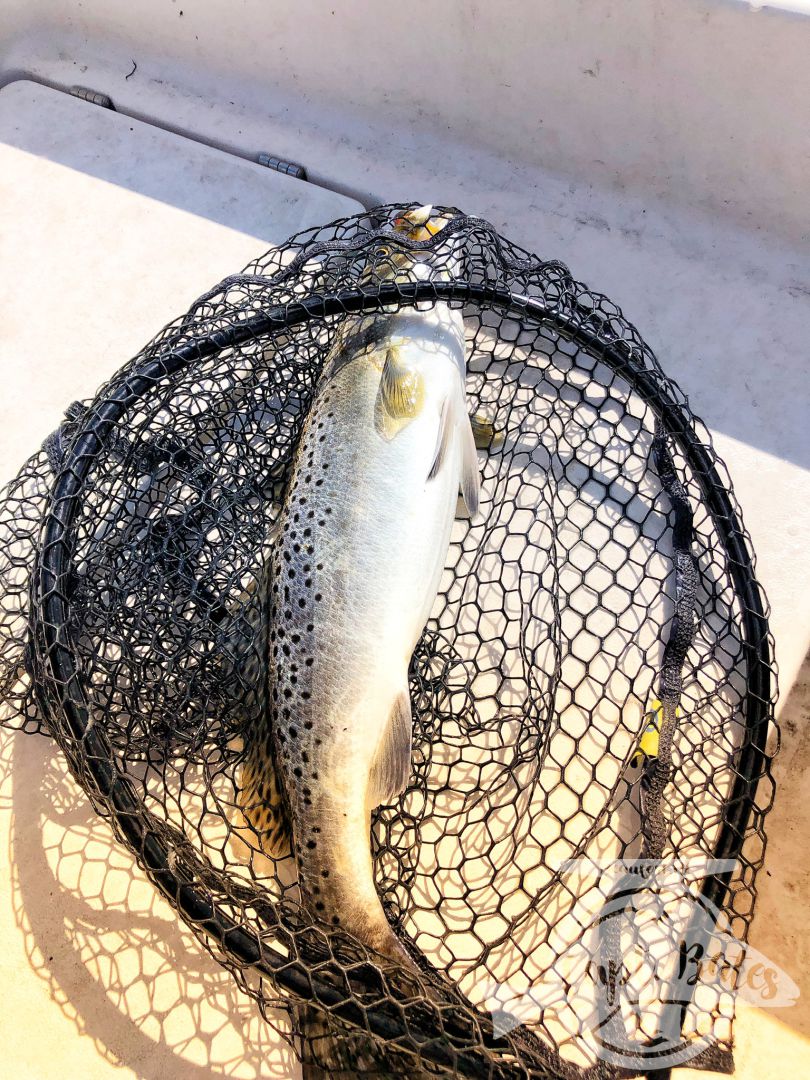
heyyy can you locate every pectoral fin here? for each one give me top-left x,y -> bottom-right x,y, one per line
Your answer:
368,689 -> 413,807
374,348 -> 424,440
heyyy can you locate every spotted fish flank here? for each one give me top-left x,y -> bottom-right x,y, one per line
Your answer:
238,205 -> 479,968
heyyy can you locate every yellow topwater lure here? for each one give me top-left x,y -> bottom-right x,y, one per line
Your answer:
631,698 -> 674,769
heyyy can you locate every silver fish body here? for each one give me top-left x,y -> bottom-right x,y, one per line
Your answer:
240,209 -> 479,967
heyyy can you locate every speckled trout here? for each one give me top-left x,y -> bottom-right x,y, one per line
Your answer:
239,206 -> 479,967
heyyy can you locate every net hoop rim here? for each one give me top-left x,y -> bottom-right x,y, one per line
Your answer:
34,278 -> 772,1075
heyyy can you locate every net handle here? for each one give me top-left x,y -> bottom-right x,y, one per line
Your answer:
36,279 -> 771,1074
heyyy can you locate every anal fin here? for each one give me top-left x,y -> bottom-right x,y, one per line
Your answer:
368,689 -> 414,808
234,746 -> 292,861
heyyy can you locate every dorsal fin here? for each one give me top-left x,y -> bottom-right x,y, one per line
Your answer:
459,411 -> 481,517
426,389 -> 481,516
368,689 -> 413,807
428,395 -> 453,480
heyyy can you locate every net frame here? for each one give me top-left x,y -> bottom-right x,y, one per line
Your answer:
1,206 -> 776,1078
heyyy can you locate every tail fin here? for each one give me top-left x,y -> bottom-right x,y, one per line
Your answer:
299,1004 -> 382,1079
298,1002 -> 435,1079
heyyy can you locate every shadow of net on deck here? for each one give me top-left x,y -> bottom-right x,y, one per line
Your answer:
0,206 -> 777,1079
0,729 -> 295,1078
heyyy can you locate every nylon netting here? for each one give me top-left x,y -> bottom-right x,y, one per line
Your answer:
0,205 -> 776,1078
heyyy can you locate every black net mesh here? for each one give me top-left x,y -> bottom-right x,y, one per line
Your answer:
0,204 -> 776,1078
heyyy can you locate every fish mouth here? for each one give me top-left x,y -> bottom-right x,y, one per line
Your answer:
393,203 -> 448,238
